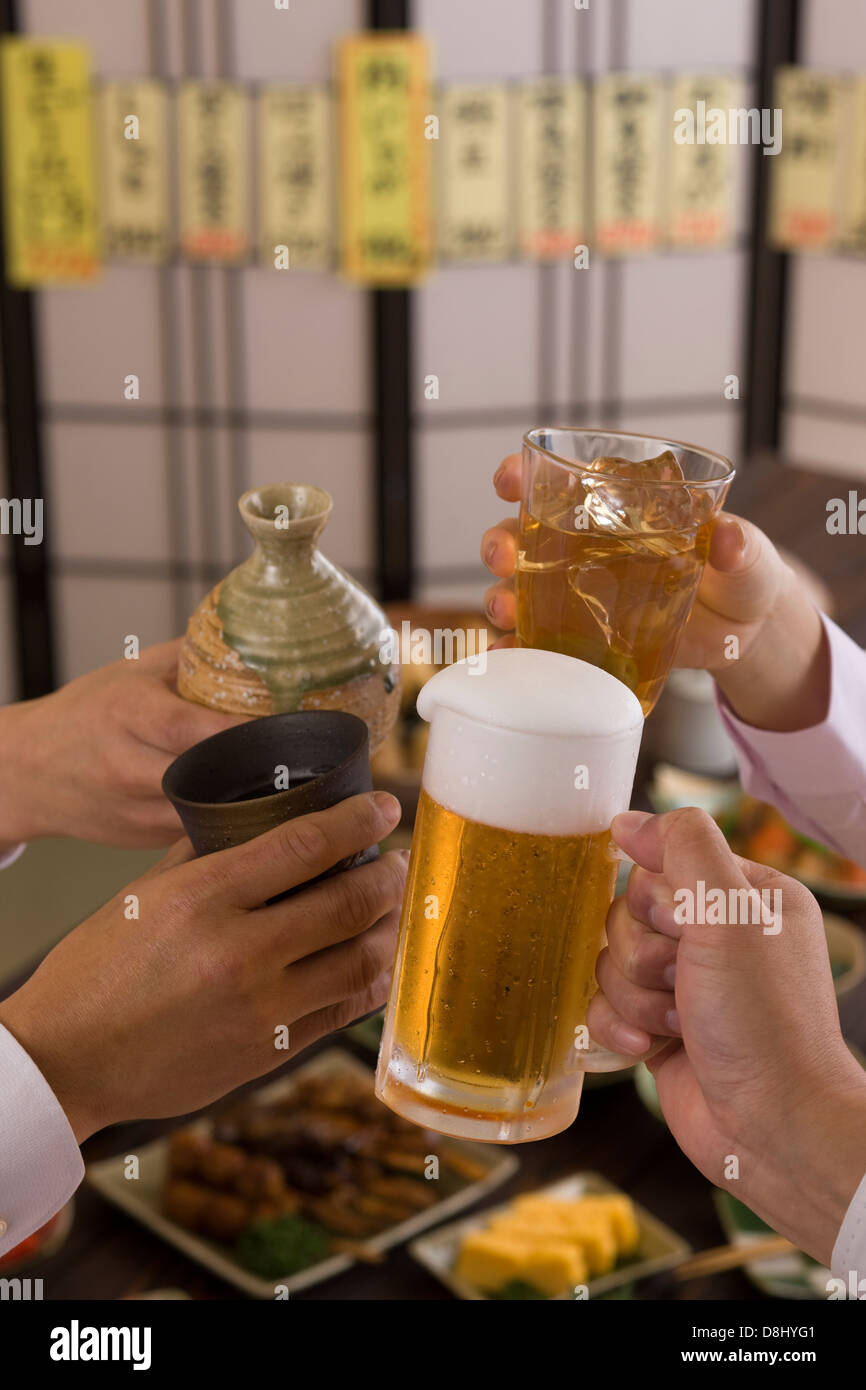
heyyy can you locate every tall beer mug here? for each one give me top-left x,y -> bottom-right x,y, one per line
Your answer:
376,647 -> 655,1144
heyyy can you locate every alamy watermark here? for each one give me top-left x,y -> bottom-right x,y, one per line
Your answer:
674,881 -> 782,935
0,497 -> 43,545
674,101 -> 782,157
379,621 -> 488,673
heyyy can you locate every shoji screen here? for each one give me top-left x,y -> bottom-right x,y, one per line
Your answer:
21,0 -> 372,686
781,0 -> 866,475
413,0 -> 758,606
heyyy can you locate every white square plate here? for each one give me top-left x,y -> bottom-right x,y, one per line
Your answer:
86,1047 -> 519,1299
410,1170 -> 691,1300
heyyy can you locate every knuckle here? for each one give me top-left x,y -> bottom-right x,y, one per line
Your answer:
279,815 -> 331,873
668,806 -> 716,840
326,974 -> 391,1034
343,929 -> 388,997
328,866 -> 381,934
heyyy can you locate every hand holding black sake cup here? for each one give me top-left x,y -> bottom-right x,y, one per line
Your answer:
161,710 -> 380,886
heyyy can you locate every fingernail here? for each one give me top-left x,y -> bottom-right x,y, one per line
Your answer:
611,1021 -> 653,1056
649,901 -> 677,934
399,848 -> 411,864
663,961 -> 677,989
493,464 -> 505,488
486,595 -> 501,624
665,1008 -> 681,1035
371,791 -> 401,824
483,540 -> 498,569
612,810 -> 652,837
727,518 -> 746,551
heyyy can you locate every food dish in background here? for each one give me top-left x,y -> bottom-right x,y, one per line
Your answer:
86,1049 -> 517,1299
0,1201 -> 74,1274
713,1191 -> 831,1301
411,1172 -> 689,1301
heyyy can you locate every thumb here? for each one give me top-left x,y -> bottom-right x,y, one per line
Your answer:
698,514 -> 788,624
612,807 -> 755,942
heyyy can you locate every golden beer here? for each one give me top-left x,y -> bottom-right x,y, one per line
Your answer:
376,647 -> 646,1143
383,789 -> 616,1136
516,432 -> 735,714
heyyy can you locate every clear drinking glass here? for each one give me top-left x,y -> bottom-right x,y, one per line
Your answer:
516,428 -> 736,713
375,647 -> 656,1144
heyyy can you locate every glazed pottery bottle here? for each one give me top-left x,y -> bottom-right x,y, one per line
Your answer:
177,483 -> 400,753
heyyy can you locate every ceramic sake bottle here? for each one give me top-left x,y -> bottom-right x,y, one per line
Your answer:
177,483 -> 401,754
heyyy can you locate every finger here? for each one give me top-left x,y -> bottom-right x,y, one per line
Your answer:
480,518 -> 519,578
193,791 -> 402,909
595,946 -> 679,1036
483,580 -> 516,632
606,890 -> 680,986
288,913 -> 399,1018
134,685 -> 252,755
493,453 -> 522,502
259,850 -> 408,966
585,988 -> 655,1058
287,971 -> 392,1054
699,514 -> 787,623
623,865 -> 684,943
134,638 -> 184,680
612,807 -> 747,889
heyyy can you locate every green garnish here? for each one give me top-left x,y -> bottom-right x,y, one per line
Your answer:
236,1214 -> 332,1279
489,1279 -> 548,1300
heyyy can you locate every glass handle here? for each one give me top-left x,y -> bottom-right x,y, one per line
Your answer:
579,1035 -> 667,1074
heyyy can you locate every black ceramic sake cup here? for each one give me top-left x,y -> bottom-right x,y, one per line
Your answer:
162,710 -> 378,875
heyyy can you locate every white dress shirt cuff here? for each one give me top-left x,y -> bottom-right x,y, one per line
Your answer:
0,1022 -> 84,1255
832,1169 -> 866,1289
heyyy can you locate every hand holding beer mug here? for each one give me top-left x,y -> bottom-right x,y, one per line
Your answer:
517,429 -> 735,712
376,647 -> 659,1144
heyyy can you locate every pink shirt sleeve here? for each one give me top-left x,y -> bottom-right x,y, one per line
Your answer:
716,614 -> 866,866
0,1022 -> 84,1256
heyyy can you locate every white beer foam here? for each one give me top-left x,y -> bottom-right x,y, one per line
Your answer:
417,649 -> 644,837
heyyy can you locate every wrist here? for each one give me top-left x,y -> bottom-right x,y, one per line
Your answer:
0,989 -> 104,1144
712,572 -> 829,732
732,1052 -> 866,1265
0,698 -> 51,845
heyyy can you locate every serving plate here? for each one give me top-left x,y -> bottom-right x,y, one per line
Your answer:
410,1170 -> 690,1300
87,1048 -> 518,1299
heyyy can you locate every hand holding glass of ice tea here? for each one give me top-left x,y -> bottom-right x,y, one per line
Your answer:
484,429 -> 736,713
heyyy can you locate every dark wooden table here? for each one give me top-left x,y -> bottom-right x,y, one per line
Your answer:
3,457 -> 865,1302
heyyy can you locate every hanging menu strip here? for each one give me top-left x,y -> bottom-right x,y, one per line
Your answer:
178,81 -> 250,263
668,74 -> 739,250
99,80 -> 170,262
0,38 -> 100,286
842,77 -> 866,252
439,84 -> 511,262
259,85 -> 332,270
337,34 -> 432,285
518,78 -> 586,260
769,68 -> 847,252
594,74 -> 663,257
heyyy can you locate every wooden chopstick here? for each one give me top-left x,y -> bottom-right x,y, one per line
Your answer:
673,1234 -> 796,1282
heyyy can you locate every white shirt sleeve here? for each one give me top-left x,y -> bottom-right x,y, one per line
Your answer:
0,1022 -> 84,1255
832,1171 -> 866,1288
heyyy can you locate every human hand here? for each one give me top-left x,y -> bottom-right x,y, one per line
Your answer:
586,806 -> 866,1264
0,639 -> 249,849
0,791 -> 406,1142
481,454 -> 829,732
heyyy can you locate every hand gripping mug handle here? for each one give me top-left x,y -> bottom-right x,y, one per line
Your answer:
578,1033 -> 667,1074
574,842 -> 670,1072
